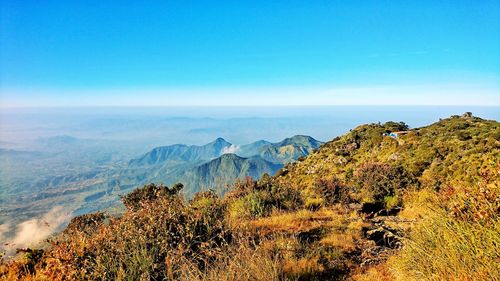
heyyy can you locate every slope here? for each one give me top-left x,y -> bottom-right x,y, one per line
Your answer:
178,153 -> 282,194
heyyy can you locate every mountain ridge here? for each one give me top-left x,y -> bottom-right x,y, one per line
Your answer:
129,137 -> 232,166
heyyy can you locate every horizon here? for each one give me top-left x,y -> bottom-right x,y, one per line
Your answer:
1,106 -> 498,150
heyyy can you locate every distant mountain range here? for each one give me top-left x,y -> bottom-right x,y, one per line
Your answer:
129,137 -> 231,166
123,135 -> 322,194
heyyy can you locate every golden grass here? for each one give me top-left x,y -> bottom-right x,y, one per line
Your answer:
283,256 -> 324,279
319,233 -> 355,252
389,214 -> 500,281
179,240 -> 288,281
245,208 -> 343,235
388,188 -> 500,281
398,188 -> 440,220
351,263 -> 395,281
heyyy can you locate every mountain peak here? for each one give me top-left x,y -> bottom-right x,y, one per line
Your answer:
214,137 -> 229,144
288,135 -> 315,141
210,137 -> 232,150
277,135 -> 322,147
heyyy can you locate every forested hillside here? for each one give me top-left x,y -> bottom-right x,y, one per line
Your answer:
1,114 -> 498,281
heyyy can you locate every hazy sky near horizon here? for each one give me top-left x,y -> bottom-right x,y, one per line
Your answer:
1,1 -> 499,107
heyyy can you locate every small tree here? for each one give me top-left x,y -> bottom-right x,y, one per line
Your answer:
383,121 -> 409,132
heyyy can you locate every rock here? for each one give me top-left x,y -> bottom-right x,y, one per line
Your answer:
335,156 -> 348,165
388,153 -> 399,161
365,226 -> 402,249
462,112 -> 473,119
359,244 -> 397,267
336,141 -> 359,156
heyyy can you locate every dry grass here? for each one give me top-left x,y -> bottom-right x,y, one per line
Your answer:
351,263 -> 395,281
283,256 -> 324,279
389,213 -> 500,281
179,239 -> 289,281
319,233 -> 355,252
398,189 -> 440,220
388,185 -> 500,281
245,208 -> 344,236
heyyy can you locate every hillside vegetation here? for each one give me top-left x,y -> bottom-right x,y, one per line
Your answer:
1,114 -> 498,281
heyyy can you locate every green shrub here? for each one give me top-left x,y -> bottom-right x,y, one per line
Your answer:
227,177 -> 302,219
247,192 -> 266,217
383,121 -> 409,132
383,195 -> 400,210
354,162 -> 414,208
191,190 -> 219,210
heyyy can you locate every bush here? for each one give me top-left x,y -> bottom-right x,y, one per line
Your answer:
64,212 -> 106,235
441,183 -> 499,225
354,163 -> 413,208
191,190 -> 219,210
88,195 -> 230,279
383,121 -> 409,132
304,197 -> 323,210
121,182 -> 183,211
227,177 -> 302,222
314,177 -> 350,205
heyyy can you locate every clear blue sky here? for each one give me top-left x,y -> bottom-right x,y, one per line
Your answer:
1,1 -> 499,106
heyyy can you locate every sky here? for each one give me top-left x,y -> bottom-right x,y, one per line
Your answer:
1,1 -> 499,107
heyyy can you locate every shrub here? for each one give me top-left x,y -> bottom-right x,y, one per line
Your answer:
225,176 -> 257,199
314,177 -> 350,205
383,195 -> 399,210
440,171 -> 499,225
227,177 -> 303,221
383,121 -> 409,132
304,197 -> 323,210
121,182 -> 183,211
87,195 -> 230,279
354,163 -> 413,208
64,212 -> 106,235
190,190 -> 219,210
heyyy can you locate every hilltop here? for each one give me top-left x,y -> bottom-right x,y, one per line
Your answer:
277,114 -> 499,209
1,114 -> 498,281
